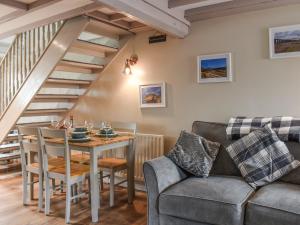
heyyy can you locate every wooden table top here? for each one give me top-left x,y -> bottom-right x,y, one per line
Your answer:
27,134 -> 134,148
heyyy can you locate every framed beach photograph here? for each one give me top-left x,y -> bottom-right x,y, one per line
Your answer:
139,82 -> 166,108
269,24 -> 300,59
197,53 -> 232,83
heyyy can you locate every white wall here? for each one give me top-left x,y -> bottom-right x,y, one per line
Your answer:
72,4 -> 300,150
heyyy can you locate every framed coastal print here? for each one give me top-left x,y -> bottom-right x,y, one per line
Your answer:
139,82 -> 166,108
269,24 -> 300,59
197,53 -> 232,83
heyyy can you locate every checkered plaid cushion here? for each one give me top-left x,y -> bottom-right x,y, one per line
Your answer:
226,125 -> 300,188
226,116 -> 300,142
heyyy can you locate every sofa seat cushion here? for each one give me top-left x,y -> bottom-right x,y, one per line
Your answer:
159,176 -> 254,225
246,182 -> 300,225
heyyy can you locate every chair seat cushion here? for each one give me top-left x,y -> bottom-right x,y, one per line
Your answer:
246,182 -> 300,225
71,153 -> 90,164
159,176 -> 254,225
49,162 -> 90,177
98,158 -> 127,169
28,158 -> 64,172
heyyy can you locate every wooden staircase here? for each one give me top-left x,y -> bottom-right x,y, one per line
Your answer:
0,16 -> 132,172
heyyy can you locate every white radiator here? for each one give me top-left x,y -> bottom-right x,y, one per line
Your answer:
104,133 -> 164,182
134,133 -> 164,181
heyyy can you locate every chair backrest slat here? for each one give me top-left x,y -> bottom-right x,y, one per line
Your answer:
45,145 -> 65,158
22,142 -> 40,153
39,128 -> 70,177
17,126 -> 42,173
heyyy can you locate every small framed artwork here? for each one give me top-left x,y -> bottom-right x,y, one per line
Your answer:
269,24 -> 300,59
139,82 -> 166,108
197,53 -> 232,83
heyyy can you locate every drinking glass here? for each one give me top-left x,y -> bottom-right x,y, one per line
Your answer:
51,119 -> 59,128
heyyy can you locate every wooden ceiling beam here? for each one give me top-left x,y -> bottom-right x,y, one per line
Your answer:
169,0 -> 206,8
169,0 -> 233,10
87,11 -> 131,30
0,0 -> 63,25
0,2 -> 102,40
109,13 -> 127,22
94,0 -> 190,38
0,0 -> 27,10
28,0 -> 63,11
185,0 -> 300,21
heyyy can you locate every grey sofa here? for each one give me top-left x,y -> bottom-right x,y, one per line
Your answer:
143,121 -> 300,225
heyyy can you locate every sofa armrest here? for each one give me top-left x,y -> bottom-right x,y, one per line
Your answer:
143,156 -> 187,225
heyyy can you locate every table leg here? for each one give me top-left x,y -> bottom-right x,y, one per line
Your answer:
127,139 -> 135,204
90,148 -> 99,223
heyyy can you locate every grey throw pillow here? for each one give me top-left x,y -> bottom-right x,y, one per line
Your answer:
167,130 -> 220,177
226,125 -> 300,188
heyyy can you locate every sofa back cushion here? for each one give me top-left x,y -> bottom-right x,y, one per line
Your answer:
192,121 -> 300,184
192,121 -> 241,177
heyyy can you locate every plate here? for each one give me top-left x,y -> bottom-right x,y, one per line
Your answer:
95,133 -> 118,138
69,137 -> 91,143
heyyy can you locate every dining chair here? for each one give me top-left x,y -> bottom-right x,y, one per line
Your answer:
18,126 -> 64,211
18,126 -> 44,211
39,127 -> 90,224
98,122 -> 137,207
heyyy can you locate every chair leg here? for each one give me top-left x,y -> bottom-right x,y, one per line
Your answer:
45,177 -> 51,215
29,172 -> 34,200
22,171 -> 28,206
60,181 -> 64,193
78,181 -> 83,201
87,177 -> 91,204
65,183 -> 72,224
52,179 -> 56,194
109,170 -> 115,207
38,173 -> 43,211
99,171 -> 104,191
72,184 -> 78,204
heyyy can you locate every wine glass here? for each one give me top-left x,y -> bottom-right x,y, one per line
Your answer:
85,120 -> 94,133
51,119 -> 59,128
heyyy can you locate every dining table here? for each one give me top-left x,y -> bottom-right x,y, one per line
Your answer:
32,133 -> 136,223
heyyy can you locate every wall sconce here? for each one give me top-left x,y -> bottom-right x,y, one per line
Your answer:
123,54 -> 138,75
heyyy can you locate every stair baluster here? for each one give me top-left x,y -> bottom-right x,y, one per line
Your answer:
0,21 -> 64,118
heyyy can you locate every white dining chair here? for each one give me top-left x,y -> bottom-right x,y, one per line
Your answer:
39,127 -> 90,224
98,122 -> 137,207
18,126 -> 65,212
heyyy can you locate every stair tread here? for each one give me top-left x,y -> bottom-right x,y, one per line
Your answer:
73,39 -> 118,53
24,108 -> 69,114
0,143 -> 20,149
60,60 -> 104,69
16,121 -> 52,126
0,152 -> 20,161
35,94 -> 80,99
46,78 -> 91,85
0,162 -> 21,172
3,134 -> 21,142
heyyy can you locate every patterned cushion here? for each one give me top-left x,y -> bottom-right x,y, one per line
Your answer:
167,130 -> 220,177
226,125 -> 300,188
226,116 -> 300,142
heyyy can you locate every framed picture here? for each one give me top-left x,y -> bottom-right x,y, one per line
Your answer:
139,82 -> 166,108
269,24 -> 300,59
197,53 -> 232,83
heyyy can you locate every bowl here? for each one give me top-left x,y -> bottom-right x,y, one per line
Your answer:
71,132 -> 86,139
74,127 -> 88,132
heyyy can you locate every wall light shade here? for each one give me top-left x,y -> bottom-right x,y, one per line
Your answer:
123,59 -> 132,75
123,54 -> 138,75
